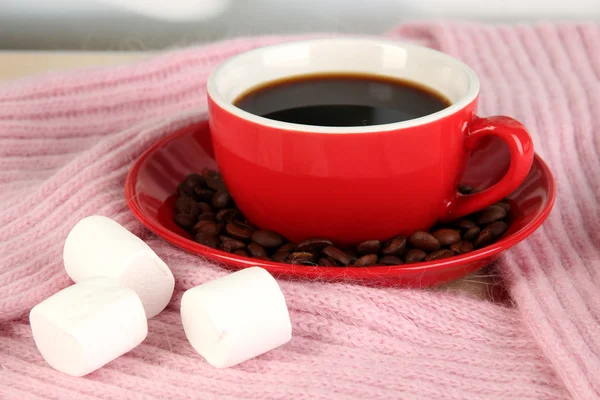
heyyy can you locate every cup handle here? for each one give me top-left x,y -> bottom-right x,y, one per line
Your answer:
442,115 -> 535,221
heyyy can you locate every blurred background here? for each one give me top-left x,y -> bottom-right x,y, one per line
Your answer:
1,0 -> 599,51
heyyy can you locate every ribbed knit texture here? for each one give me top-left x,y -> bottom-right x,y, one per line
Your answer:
0,23 -> 598,399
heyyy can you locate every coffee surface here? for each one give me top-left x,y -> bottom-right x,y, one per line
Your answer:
234,73 -> 451,127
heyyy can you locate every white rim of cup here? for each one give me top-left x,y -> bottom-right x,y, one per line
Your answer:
207,37 -> 480,134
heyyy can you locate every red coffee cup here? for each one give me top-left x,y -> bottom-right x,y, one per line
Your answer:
207,38 -> 534,245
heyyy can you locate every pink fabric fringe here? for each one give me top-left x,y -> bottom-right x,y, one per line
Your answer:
0,23 -> 598,399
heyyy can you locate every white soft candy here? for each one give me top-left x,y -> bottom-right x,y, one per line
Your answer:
181,267 -> 292,368
29,277 -> 148,377
63,215 -> 174,318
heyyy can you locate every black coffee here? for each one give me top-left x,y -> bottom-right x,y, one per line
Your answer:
234,73 -> 451,127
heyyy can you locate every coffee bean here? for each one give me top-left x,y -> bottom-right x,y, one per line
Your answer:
206,175 -> 227,191
296,238 -> 334,253
225,222 -> 253,240
476,205 -> 507,225
485,220 -> 509,238
184,173 -> 206,190
200,167 -> 219,179
201,167 -> 219,179
405,249 -> 427,263
458,184 -> 474,194
409,231 -> 440,252
322,246 -> 351,266
318,257 -> 334,266
247,242 -> 267,258
175,169 -> 513,266
251,230 -> 284,248
474,230 -> 494,249
271,251 -> 290,262
197,212 -> 216,222
194,232 -> 219,248
221,238 -> 246,252
379,255 -> 403,265
192,220 -> 211,231
177,182 -> 196,198
454,218 -> 476,231
463,226 -> 481,242
425,249 -> 455,261
495,201 -> 511,212
381,236 -> 407,256
174,213 -> 196,229
216,208 -> 240,222
211,189 -> 231,210
354,254 -> 378,266
244,220 -> 258,230
276,243 -> 296,253
474,221 -> 508,248
197,202 -> 213,214
175,197 -> 199,217
193,220 -> 221,235
194,187 -> 214,202
324,256 -> 340,266
356,240 -> 381,255
432,228 -> 461,246
344,249 -> 358,262
234,220 -> 257,232
449,241 -> 474,254
289,252 -> 316,264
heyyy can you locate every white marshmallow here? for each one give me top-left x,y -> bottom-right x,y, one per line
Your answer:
63,215 -> 174,318
29,277 -> 148,377
181,267 -> 292,368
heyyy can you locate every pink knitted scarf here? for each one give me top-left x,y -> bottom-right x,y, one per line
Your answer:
0,22 -> 598,400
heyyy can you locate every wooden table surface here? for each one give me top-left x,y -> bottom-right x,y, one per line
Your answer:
0,51 -> 507,302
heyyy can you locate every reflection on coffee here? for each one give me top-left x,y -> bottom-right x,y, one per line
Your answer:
234,73 -> 451,127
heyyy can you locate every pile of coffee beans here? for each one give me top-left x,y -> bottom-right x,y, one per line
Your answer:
173,170 -> 510,266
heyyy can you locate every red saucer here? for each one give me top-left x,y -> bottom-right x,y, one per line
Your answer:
125,121 -> 555,287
